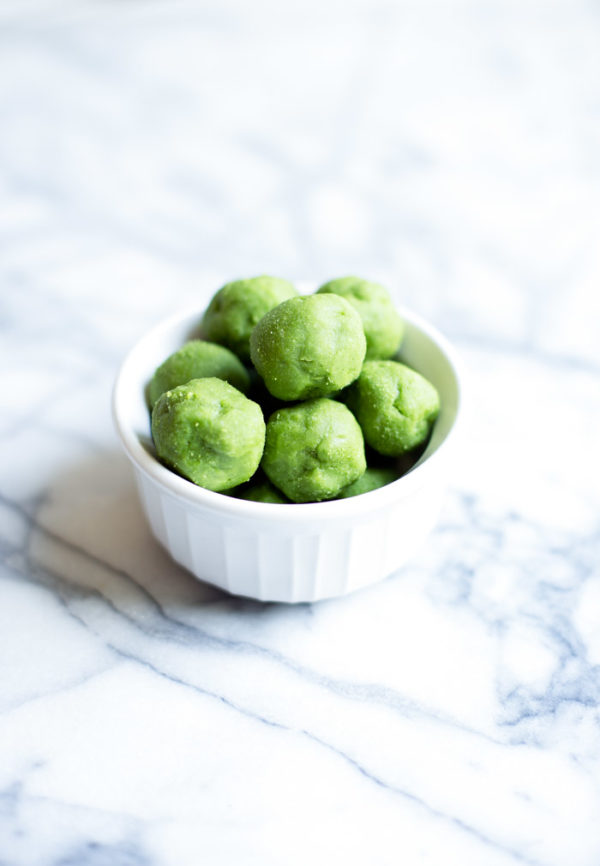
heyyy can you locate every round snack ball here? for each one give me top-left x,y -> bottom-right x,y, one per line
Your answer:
202,276 -> 297,360
262,398 -> 366,503
337,466 -> 399,499
151,377 -> 265,491
347,360 -> 440,456
250,294 -> 367,401
317,276 -> 404,360
148,340 -> 250,409
237,479 -> 289,504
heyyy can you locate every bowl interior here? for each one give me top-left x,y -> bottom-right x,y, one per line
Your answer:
114,300 -> 461,500
398,315 -> 460,469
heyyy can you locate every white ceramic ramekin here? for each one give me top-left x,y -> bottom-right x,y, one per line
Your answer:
112,292 -> 462,603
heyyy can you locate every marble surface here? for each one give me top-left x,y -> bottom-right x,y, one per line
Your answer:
1,1 -> 600,864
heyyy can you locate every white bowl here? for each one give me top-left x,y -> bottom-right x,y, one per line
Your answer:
112,294 -> 463,603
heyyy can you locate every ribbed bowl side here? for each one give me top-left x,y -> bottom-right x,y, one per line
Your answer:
132,466 -> 445,603
134,472 -> 169,552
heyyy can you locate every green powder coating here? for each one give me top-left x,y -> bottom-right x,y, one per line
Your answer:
202,276 -> 298,361
237,479 -> 290,503
337,466 -> 399,499
151,377 -> 265,491
347,360 -> 440,456
148,340 -> 250,408
317,276 -> 404,360
250,294 -> 367,401
262,398 -> 366,503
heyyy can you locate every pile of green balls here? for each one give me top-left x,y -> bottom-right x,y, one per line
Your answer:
149,275 -> 440,503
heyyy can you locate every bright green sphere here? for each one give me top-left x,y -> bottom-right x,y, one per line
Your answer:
262,398 -> 366,502
202,276 -> 297,360
317,276 -> 404,360
250,294 -> 366,401
337,466 -> 399,498
148,340 -> 250,409
151,378 -> 265,491
237,479 -> 289,504
347,360 -> 440,456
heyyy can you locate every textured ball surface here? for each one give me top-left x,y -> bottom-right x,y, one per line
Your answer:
202,275 -> 297,360
148,340 -> 250,408
262,398 -> 366,502
317,276 -> 404,360
151,377 -> 265,491
347,360 -> 440,456
337,466 -> 399,498
250,294 -> 366,401
237,479 -> 289,503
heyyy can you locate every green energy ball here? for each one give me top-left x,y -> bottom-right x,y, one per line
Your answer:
262,398 -> 366,502
317,276 -> 404,360
250,294 -> 367,401
237,479 -> 289,504
148,340 -> 250,409
202,276 -> 297,360
347,361 -> 440,456
151,378 -> 265,491
337,466 -> 399,499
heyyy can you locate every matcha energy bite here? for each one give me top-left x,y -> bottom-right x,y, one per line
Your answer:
337,466 -> 399,499
250,293 -> 366,401
236,479 -> 290,504
347,360 -> 440,456
317,276 -> 404,360
262,398 -> 366,502
202,275 -> 297,360
148,340 -> 250,409
151,377 -> 265,491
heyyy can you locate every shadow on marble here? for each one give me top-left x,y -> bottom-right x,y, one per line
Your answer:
27,448 -> 243,613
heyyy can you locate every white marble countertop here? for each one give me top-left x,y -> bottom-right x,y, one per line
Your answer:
1,2 -> 600,864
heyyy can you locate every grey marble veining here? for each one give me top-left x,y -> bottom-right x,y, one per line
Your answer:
1,1 -> 600,864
